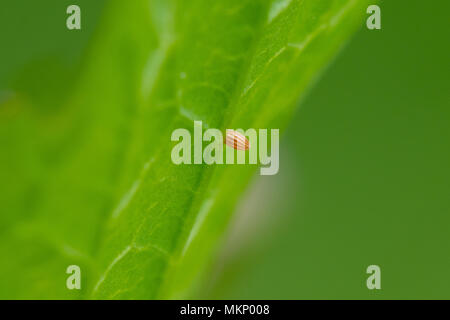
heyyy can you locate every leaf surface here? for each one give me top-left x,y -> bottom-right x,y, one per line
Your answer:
0,0 -> 370,299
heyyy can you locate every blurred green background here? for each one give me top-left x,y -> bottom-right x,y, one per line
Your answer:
202,0 -> 450,299
1,0 -> 449,299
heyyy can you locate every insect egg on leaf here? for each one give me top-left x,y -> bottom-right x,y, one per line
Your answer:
225,129 -> 250,150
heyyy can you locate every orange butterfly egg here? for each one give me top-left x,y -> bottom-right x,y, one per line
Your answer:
225,129 -> 250,150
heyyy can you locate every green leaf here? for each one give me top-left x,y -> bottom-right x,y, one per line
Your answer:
0,0 -> 370,299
